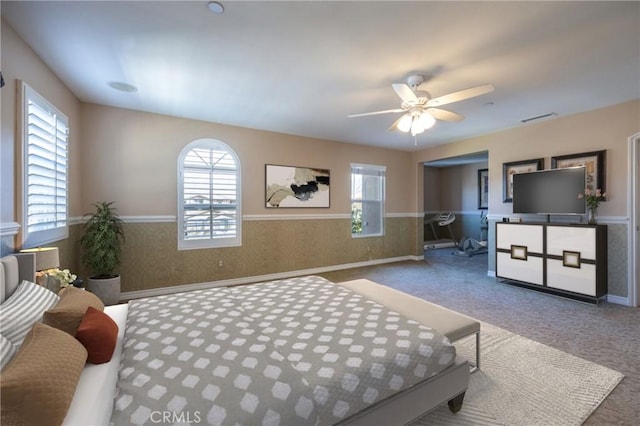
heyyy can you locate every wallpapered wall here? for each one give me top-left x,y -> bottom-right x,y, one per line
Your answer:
55,218 -> 420,294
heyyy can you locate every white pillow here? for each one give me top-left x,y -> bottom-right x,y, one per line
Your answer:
0,334 -> 17,370
0,280 -> 60,348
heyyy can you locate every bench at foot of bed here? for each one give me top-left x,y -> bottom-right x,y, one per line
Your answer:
447,392 -> 466,413
337,279 -> 481,372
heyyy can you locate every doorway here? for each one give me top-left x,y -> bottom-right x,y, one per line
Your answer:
423,151 -> 489,262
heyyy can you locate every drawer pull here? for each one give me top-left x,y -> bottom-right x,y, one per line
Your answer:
510,245 -> 528,260
563,250 -> 581,268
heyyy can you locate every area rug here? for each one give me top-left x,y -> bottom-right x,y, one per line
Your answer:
411,322 -> 624,426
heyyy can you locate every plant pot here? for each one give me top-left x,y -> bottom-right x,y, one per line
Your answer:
44,276 -> 62,294
86,275 -> 121,306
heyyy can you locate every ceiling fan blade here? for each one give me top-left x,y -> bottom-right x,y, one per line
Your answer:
427,84 -> 494,107
348,108 -> 404,118
427,108 -> 464,122
392,83 -> 418,104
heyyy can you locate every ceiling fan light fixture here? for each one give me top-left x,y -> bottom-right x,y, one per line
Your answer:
410,119 -> 424,135
417,112 -> 436,130
397,114 -> 413,132
407,111 -> 436,135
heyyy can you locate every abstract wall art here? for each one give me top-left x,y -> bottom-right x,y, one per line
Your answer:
265,164 -> 330,208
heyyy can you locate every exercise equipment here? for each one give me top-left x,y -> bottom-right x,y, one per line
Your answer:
455,211 -> 488,257
424,212 -> 457,248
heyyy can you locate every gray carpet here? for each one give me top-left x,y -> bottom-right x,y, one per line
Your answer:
321,249 -> 640,425
411,322 -> 623,425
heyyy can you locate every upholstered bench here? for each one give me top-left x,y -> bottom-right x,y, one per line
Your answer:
337,279 -> 481,372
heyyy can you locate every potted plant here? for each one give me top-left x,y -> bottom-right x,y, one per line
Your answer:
80,201 -> 125,305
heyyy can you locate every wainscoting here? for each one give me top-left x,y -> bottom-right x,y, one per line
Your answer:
49,216 -> 421,294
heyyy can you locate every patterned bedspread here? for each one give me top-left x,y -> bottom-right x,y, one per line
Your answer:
111,276 -> 456,425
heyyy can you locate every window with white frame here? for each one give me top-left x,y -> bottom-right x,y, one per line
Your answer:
178,139 -> 241,250
21,82 -> 69,247
351,163 -> 385,237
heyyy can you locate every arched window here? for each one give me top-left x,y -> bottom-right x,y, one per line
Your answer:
178,139 -> 241,250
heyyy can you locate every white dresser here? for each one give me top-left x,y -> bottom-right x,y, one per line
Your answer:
496,222 -> 607,302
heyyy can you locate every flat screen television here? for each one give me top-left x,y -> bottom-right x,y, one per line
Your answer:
513,167 -> 586,215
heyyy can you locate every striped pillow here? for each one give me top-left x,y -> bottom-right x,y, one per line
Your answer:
0,280 -> 60,348
0,334 -> 17,370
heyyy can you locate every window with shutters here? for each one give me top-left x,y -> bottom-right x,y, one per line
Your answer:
351,163 -> 385,237
21,82 -> 69,247
178,139 -> 241,250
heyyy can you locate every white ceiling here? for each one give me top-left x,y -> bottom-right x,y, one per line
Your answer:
2,1 -> 639,151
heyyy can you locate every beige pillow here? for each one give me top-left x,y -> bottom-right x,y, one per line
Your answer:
43,286 -> 104,335
0,322 -> 88,426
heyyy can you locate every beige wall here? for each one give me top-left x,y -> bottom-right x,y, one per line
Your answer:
1,20 -> 82,259
1,16 -> 420,291
413,100 -> 640,217
423,166 -> 441,212
80,103 -> 414,216
412,101 -> 639,298
76,104 -> 421,292
2,17 -> 638,299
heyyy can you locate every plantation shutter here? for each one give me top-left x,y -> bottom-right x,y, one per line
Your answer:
178,140 -> 241,249
22,83 -> 69,246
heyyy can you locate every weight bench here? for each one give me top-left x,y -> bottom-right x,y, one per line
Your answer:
337,279 -> 481,372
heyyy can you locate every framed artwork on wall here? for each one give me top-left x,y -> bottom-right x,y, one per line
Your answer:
265,164 -> 330,208
551,150 -> 606,199
478,168 -> 489,209
502,158 -> 544,202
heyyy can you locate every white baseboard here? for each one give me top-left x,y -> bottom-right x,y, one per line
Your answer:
487,270 -> 496,278
121,255 -> 423,301
606,294 -> 630,306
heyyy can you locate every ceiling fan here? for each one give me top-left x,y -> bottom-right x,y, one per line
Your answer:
348,74 -> 494,136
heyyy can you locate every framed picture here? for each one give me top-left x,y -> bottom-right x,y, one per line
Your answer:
265,164 -> 330,208
478,168 -> 488,210
551,150 -> 606,198
502,158 -> 544,202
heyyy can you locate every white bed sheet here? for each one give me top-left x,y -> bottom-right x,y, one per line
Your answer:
63,303 -> 128,426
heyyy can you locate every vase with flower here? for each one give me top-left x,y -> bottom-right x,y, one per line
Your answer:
578,188 -> 606,225
36,267 -> 78,293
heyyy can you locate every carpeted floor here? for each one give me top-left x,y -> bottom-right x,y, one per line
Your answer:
320,249 -> 640,425
411,322 -> 623,425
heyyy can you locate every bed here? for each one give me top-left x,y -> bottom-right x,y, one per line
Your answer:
0,253 -> 469,426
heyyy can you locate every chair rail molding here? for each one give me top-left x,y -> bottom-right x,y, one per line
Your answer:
0,222 -> 20,237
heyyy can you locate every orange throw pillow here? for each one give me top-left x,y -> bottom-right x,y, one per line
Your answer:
75,307 -> 118,364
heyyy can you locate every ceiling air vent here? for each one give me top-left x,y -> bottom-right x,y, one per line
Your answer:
520,112 -> 558,123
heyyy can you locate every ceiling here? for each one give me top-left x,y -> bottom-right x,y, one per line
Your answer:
2,1 -> 639,151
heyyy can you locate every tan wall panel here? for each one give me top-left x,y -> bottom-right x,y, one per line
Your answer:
412,100 -> 640,216
81,217 -> 418,294
79,103 -> 414,216
1,20 -> 82,246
